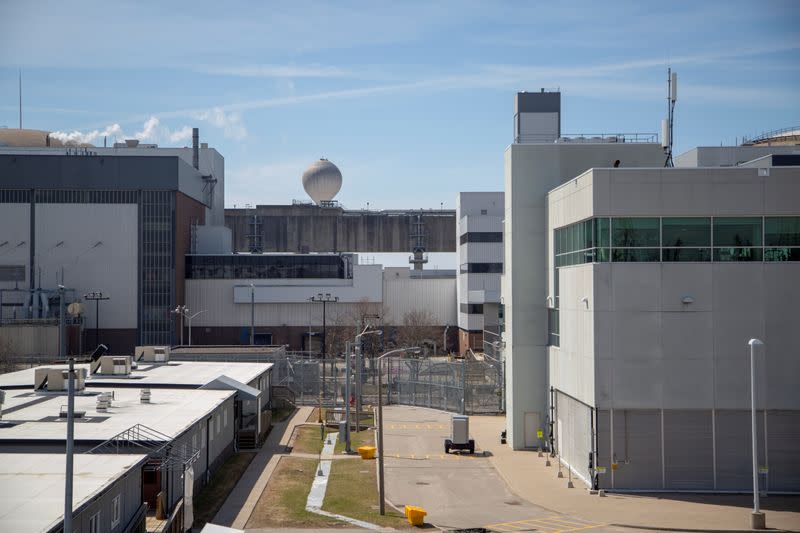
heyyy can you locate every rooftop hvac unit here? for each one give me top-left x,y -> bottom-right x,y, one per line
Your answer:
96,393 -> 112,412
92,356 -> 133,376
34,367 -> 87,393
135,346 -> 170,363
140,388 -> 152,404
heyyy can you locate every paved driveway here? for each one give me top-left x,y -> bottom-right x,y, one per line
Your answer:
383,406 -> 619,532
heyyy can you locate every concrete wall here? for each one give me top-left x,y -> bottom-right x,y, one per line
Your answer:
675,145 -> 800,168
503,142 -> 664,449
225,205 -> 456,253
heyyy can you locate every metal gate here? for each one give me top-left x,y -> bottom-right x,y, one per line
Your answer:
554,389 -> 593,486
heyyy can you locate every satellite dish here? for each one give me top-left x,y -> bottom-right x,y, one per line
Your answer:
67,302 -> 84,316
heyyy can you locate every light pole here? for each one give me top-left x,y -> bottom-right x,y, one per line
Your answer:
310,293 -> 338,399
748,338 -> 765,530
377,346 -> 420,515
348,327 -> 381,452
250,283 -> 255,345
64,353 -> 76,533
186,310 -> 206,346
58,285 -> 66,359
83,291 -> 109,351
171,305 -> 187,345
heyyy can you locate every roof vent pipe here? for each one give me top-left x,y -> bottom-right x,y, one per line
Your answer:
192,128 -> 199,169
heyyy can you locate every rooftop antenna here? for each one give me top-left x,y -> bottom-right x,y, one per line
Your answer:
18,69 -> 22,129
661,68 -> 677,167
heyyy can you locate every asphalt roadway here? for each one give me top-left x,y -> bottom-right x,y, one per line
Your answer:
382,406 -> 626,532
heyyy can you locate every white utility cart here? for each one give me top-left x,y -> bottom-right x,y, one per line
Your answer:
444,414 -> 475,454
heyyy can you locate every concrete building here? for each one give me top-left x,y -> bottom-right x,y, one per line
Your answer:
503,91 -> 665,450
184,253 -> 457,352
224,204 -> 456,255
456,192 -> 504,354
0,134 -> 227,353
0,453 -> 148,533
546,164 -> 800,491
675,144 -> 800,168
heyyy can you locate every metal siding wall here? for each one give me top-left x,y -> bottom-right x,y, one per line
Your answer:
611,410 -> 663,489
715,410 -> 767,491
383,277 -> 456,325
597,409 -> 610,488
664,410 -> 714,490
768,410 -> 800,491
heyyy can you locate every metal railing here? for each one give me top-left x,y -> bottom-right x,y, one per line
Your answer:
516,132 -> 658,144
742,126 -> 800,145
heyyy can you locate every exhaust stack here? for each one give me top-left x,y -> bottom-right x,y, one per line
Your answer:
192,127 -> 199,169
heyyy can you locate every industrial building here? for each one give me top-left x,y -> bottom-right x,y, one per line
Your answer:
456,192 -> 504,354
547,164 -> 800,491
502,89 -> 800,491
0,356 -> 272,529
0,453 -> 148,533
0,130 -> 228,353
184,252 -> 457,353
502,90 -> 665,451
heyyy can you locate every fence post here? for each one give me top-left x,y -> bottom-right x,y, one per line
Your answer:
461,358 -> 467,415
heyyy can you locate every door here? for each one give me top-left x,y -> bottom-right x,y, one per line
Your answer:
524,411 -> 541,448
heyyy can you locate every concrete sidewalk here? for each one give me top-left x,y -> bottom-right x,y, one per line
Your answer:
470,414 -> 800,532
212,406 -> 313,530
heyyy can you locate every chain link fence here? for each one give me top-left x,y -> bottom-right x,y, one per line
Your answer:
171,351 -> 504,415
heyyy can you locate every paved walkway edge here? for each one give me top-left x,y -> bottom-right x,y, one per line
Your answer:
213,406 -> 313,529
305,432 -> 384,531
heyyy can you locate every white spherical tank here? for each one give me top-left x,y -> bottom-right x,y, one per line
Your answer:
302,158 -> 342,205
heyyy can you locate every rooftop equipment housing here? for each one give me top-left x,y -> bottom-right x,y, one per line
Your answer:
34,367 -> 87,393
134,346 -> 170,363
90,356 -> 133,376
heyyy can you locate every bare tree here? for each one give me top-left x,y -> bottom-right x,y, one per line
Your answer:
396,309 -> 439,355
0,336 -> 17,375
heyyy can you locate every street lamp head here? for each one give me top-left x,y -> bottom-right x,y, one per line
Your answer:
748,338 -> 764,347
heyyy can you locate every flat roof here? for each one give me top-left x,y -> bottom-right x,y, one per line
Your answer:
0,453 -> 147,533
0,387 -> 234,443
0,360 -> 271,390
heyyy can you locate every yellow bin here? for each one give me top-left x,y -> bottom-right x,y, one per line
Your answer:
405,505 -> 427,526
357,446 -> 376,459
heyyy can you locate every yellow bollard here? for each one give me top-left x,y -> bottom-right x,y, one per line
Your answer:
404,505 -> 427,526
357,446 -> 376,459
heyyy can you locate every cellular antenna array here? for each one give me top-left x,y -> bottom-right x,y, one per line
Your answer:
662,68 -> 677,167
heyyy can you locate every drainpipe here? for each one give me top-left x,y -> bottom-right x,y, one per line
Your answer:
442,325 -> 449,355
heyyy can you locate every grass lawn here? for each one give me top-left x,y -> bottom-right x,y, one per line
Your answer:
291,424 -> 328,455
324,459 -> 409,528
271,406 -> 297,422
245,457 -> 340,529
334,428 -> 375,454
192,452 -> 255,529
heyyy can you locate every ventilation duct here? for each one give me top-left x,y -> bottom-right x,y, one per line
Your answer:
134,346 -> 170,363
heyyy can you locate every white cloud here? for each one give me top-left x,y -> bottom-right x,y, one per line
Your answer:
200,64 -> 348,78
191,108 -> 248,140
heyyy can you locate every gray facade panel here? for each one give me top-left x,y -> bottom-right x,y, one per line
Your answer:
0,154 -> 195,192
768,410 -> 800,491
515,91 -> 561,113
716,410 -> 767,491
664,410 -> 714,490
610,410 -> 662,490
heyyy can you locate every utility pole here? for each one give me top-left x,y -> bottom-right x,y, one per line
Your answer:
83,291 -> 109,350
250,283 -> 255,345
64,355 -> 76,533
172,305 -> 187,345
58,285 -> 66,359
310,293 -> 338,400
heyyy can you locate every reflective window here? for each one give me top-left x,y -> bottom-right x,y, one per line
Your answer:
663,217 -> 710,247
662,248 -> 711,262
765,248 -> 800,261
713,248 -> 763,262
765,217 -> 800,246
460,303 -> 484,314
713,217 -> 762,246
596,218 -> 611,248
460,232 -> 503,245
611,248 -> 660,262
612,218 -> 660,247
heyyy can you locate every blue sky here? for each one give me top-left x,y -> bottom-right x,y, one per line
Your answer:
1,0 -> 799,212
